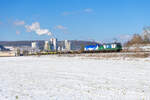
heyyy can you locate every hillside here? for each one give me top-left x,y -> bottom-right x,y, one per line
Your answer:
0,40 -> 98,50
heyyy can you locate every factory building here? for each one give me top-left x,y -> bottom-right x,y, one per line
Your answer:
31,42 -> 38,49
31,42 -> 40,54
44,38 -> 58,51
57,46 -> 65,51
50,38 -> 57,51
64,40 -> 72,51
44,41 -> 50,51
44,38 -> 72,52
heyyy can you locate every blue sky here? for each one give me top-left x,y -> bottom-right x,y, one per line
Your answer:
0,0 -> 150,42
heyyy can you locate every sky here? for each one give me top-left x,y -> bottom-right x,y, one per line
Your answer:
0,0 -> 150,42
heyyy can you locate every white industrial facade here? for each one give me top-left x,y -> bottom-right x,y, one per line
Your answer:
65,40 -> 71,51
44,41 -> 50,51
50,38 -> 57,51
31,42 -> 38,49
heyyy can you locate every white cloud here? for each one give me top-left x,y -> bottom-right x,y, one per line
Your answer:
55,25 -> 67,30
14,20 -> 25,26
55,25 -> 68,34
25,22 -> 52,36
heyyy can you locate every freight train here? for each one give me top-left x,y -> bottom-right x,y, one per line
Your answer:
84,42 -> 122,52
32,43 -> 122,56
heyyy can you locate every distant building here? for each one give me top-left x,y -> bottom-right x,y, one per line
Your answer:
0,45 -> 3,51
57,46 -> 61,51
0,45 -> 10,51
4,46 -> 15,51
31,42 -> 38,49
44,38 -> 58,52
50,38 -> 57,51
57,46 -> 65,51
44,41 -> 50,51
64,40 -> 71,51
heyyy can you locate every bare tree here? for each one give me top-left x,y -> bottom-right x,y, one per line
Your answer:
16,48 -> 20,56
142,26 -> 150,43
125,26 -> 150,47
125,34 -> 143,46
131,34 -> 143,44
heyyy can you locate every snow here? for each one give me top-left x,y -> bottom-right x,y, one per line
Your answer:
0,56 -> 150,100
124,45 -> 150,51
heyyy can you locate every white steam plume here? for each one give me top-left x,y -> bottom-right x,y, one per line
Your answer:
25,22 -> 52,36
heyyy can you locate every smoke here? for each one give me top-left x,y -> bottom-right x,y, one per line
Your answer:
25,22 -> 52,36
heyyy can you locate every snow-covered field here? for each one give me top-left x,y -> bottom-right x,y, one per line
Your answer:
0,56 -> 150,100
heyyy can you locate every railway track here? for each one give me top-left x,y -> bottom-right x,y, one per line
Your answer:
30,50 -> 150,56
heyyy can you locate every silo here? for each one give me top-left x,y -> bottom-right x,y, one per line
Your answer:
65,40 -> 71,51
44,41 -> 50,51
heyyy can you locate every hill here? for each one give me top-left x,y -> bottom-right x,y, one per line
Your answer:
0,40 -> 98,50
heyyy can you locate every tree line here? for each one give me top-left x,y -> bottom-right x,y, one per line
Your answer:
126,26 -> 150,46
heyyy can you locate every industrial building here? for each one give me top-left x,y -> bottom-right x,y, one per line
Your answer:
43,38 -> 58,51
44,41 -> 50,51
0,45 -> 10,51
50,38 -> 57,51
64,40 -> 72,51
31,42 -> 38,49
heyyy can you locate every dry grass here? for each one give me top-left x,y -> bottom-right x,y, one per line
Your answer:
126,53 -> 149,58
81,52 -> 150,59
54,52 -> 150,60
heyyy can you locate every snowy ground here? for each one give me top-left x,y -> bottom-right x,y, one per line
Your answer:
0,56 -> 150,100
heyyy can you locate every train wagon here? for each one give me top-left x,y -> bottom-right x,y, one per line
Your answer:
84,43 -> 122,52
98,43 -> 122,52
84,44 -> 99,51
